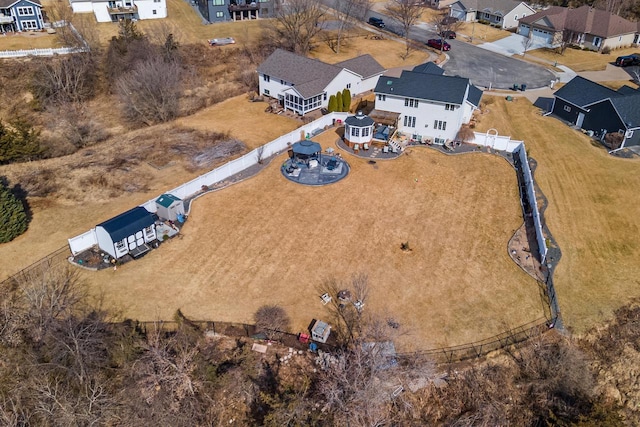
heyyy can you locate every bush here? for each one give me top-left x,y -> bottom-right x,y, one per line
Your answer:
601,46 -> 611,54
0,181 -> 28,243
0,120 -> 44,165
335,91 -> 343,114
342,88 -> 351,112
328,95 -> 337,112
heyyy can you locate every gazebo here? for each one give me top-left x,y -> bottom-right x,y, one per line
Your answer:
291,140 -> 322,166
344,111 -> 375,149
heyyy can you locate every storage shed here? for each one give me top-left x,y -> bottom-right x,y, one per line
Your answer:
155,194 -> 185,221
95,207 -> 157,259
311,319 -> 331,343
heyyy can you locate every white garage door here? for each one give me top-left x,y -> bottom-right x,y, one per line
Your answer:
531,28 -> 553,44
518,24 -> 530,37
450,7 -> 465,21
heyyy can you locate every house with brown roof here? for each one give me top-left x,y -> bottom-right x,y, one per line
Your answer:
257,49 -> 385,116
517,5 -> 640,51
449,0 -> 535,30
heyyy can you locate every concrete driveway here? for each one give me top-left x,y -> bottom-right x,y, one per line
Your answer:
478,34 -> 552,57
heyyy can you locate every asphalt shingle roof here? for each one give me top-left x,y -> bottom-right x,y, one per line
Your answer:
611,94 -> 640,128
458,0 -> 525,15
519,5 -> 638,37
617,85 -> 640,96
374,70 -> 482,106
553,76 -> 620,108
257,49 -> 342,99
411,62 -> 445,75
97,207 -> 155,243
335,54 -> 385,79
345,112 -> 375,127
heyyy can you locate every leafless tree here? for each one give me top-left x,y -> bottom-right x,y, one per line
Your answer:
254,304 -> 291,339
630,66 -> 640,84
31,54 -> 97,105
116,57 -> 183,126
331,0 -> 372,54
521,34 -> 535,57
385,0 -> 422,58
270,0 -> 325,55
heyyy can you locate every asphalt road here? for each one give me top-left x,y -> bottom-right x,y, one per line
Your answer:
363,10 -> 556,89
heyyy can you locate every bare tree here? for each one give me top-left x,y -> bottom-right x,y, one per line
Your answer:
116,57 -> 183,126
254,304 -> 291,340
31,54 -> 97,105
270,0 -> 325,55
385,0 -> 422,58
331,0 -> 372,54
521,34 -> 534,57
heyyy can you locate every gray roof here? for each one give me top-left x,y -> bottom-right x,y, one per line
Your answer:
611,94 -> 640,128
374,70 -> 481,105
345,112 -> 375,127
467,84 -> 483,107
257,49 -> 342,99
458,0 -> 524,15
292,140 -> 322,155
156,194 -> 182,208
411,62 -> 445,75
335,54 -> 385,79
617,85 -> 640,96
97,207 -> 155,243
553,76 -> 620,108
0,0 -> 41,7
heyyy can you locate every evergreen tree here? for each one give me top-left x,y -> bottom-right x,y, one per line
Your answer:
328,95 -> 337,113
0,120 -> 43,165
0,182 -> 28,243
336,91 -> 343,113
342,88 -> 351,112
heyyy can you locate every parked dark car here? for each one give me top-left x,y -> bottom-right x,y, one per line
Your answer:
427,38 -> 451,51
368,17 -> 385,28
615,54 -> 640,67
439,30 -> 456,39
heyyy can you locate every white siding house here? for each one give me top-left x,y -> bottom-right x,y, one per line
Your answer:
373,63 -> 482,144
450,0 -> 535,29
95,206 -> 157,259
69,0 -> 166,22
258,49 -> 385,116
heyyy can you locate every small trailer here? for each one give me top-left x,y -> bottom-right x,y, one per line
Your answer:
208,37 -> 235,46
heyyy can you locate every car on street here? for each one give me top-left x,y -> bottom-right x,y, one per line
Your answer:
615,54 -> 640,67
439,30 -> 456,39
427,38 -> 451,51
368,17 -> 385,28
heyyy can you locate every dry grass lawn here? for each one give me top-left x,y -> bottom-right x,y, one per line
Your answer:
598,80 -> 639,90
79,130 -> 542,351
0,31 -> 61,50
527,46 -> 640,72
456,22 -> 511,44
475,96 -> 640,336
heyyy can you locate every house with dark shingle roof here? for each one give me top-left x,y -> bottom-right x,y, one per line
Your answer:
373,62 -> 483,144
518,5 -> 640,51
257,49 -> 385,116
449,0 -> 535,30
551,76 -> 640,151
0,0 -> 43,32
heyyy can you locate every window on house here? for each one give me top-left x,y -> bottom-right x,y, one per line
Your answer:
263,74 -> 270,82
514,15 -> 518,20
259,0 -> 269,2
144,226 -> 154,235
21,20 -> 37,29
213,0 -> 224,4
445,103 -> 455,111
404,116 -> 416,127
434,120 -> 447,130
563,105 -> 571,112
496,16 -> 501,22
352,127 -> 360,137
153,9 -> 157,14
378,94 -> 386,101
404,98 -> 418,108
153,0 -> 160,2
264,89 -> 270,95
346,83 -> 351,89
115,240 -> 127,251
593,36 -> 601,47
216,11 -> 223,17
18,7 -> 34,15
324,93 -> 327,101
362,127 -> 370,137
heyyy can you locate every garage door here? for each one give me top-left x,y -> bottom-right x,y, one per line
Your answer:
518,24 -> 530,37
450,7 -> 465,21
531,28 -> 553,44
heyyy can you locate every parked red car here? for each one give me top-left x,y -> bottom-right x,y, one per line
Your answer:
427,38 -> 451,51
439,30 -> 456,39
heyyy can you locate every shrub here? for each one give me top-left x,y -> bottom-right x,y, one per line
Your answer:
335,91 -> 343,114
254,305 -> 290,340
342,88 -> 351,112
0,181 -> 28,243
601,46 -> 611,54
0,120 -> 44,165
328,95 -> 337,112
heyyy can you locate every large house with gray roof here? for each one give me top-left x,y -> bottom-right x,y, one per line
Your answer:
551,76 -> 640,151
449,0 -> 535,30
518,5 -> 640,51
372,62 -> 483,144
257,49 -> 385,116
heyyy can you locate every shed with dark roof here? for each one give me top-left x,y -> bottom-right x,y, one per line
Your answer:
95,207 -> 157,259
155,194 -> 184,222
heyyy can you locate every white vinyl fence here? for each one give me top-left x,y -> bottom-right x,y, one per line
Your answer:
68,113 -> 348,255
0,47 -> 85,58
472,130 -> 523,153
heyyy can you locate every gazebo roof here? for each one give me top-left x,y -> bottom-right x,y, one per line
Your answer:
345,111 -> 374,127
292,140 -> 322,156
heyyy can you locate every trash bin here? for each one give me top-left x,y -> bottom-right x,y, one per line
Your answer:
520,84 -> 527,91
512,84 -> 519,91
506,96 -> 513,101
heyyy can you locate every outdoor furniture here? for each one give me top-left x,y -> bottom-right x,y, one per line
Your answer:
353,143 -> 360,152
309,159 -> 319,169
321,293 -> 332,305
382,146 -> 389,153
363,143 -> 369,150
391,146 -> 398,153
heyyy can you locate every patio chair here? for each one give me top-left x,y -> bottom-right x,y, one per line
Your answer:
391,146 -> 398,154
321,293 -> 332,305
363,143 -> 369,150
382,146 -> 389,153
353,143 -> 360,152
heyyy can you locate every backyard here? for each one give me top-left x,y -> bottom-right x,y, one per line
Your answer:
77,130 -> 542,351
475,96 -> 640,336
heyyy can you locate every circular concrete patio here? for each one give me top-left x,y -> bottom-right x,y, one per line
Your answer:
281,155 -> 350,186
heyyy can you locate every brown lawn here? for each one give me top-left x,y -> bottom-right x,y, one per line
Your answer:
527,46 -> 640,72
79,131 -> 542,351
475,96 -> 640,336
456,22 -> 511,44
0,31 -> 61,50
